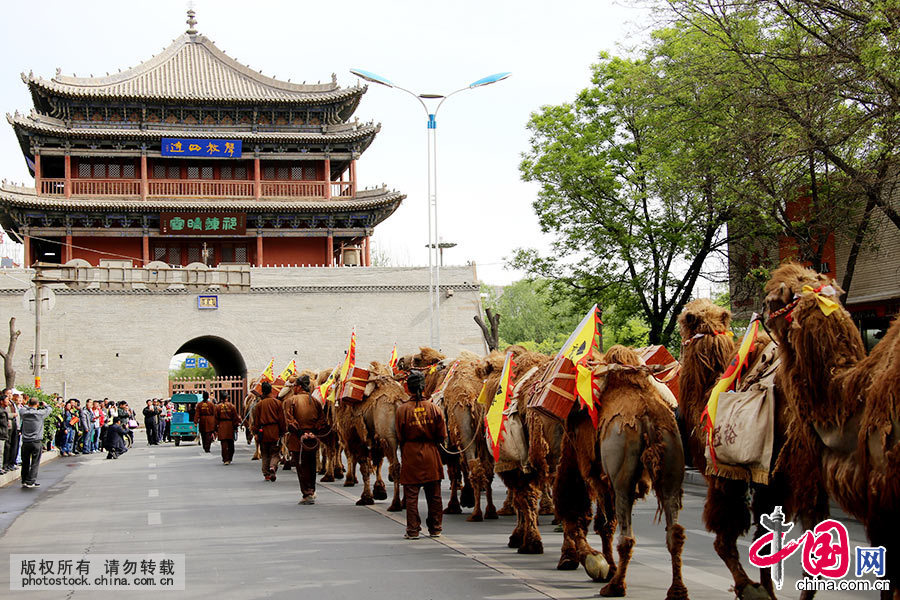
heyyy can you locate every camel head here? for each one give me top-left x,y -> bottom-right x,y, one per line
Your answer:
363,361 -> 405,402
764,262 -> 837,343
678,298 -> 731,341
397,346 -> 446,372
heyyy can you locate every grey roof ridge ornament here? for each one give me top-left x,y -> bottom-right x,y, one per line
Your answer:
186,8 -> 198,35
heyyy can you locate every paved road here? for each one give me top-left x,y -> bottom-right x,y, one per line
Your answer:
0,437 -> 884,599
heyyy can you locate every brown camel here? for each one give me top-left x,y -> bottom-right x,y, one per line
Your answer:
678,298 -> 829,600
433,351 -> 499,522
479,347 -> 565,555
333,361 -> 404,510
311,368 -> 346,482
553,345 -> 688,599
764,263 -> 900,598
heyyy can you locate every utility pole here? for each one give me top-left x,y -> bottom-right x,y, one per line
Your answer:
33,282 -> 42,388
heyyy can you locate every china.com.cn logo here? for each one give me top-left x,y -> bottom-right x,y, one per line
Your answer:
748,506 -> 890,593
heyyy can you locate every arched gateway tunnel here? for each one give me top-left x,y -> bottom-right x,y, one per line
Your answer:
0,265 -> 486,401
170,335 -> 249,411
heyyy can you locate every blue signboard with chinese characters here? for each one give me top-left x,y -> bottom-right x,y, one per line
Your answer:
161,138 -> 242,158
198,295 -> 218,310
185,357 -> 197,368
198,358 -> 209,368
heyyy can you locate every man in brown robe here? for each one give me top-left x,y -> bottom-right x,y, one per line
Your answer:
254,381 -> 285,481
196,391 -> 218,453
395,370 -> 446,539
283,375 -> 326,503
215,397 -> 240,465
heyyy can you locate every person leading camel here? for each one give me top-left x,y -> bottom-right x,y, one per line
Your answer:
284,375 -> 327,504
396,370 -> 446,540
254,381 -> 286,482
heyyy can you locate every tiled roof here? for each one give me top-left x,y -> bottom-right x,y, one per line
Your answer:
8,112 -> 379,144
0,183 -> 404,213
23,33 -> 365,104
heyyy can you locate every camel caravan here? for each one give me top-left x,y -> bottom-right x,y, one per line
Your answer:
235,262 -> 899,600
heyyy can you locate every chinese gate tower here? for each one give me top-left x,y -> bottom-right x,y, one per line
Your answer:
0,10 -> 404,268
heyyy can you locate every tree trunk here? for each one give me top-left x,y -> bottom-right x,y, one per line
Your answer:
0,317 -> 21,388
839,194 -> 877,303
474,308 -> 501,351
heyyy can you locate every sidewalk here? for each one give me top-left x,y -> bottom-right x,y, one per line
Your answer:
0,449 -> 60,488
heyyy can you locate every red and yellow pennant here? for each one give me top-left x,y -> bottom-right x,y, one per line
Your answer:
338,329 -> 357,398
556,305 -> 603,426
260,358 -> 275,382
485,353 -> 516,462
701,315 -> 761,466
316,364 -> 340,404
272,359 -> 298,394
388,343 -> 399,374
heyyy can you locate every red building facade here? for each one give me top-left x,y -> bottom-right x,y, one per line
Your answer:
0,13 -> 403,268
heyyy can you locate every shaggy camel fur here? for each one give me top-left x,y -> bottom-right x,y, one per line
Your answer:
553,345 -> 688,599
480,347 -> 565,556
437,350 -> 499,522
311,368 -> 346,483
403,348 -> 476,514
334,362 -> 404,510
242,377 -> 262,460
678,299 -> 828,600
765,263 -> 900,598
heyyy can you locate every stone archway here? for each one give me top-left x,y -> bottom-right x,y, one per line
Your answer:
174,335 -> 247,378
169,335 -> 247,412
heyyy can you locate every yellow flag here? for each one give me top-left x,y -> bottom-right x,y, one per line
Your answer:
476,381 -> 490,405
278,360 -> 298,382
702,316 -> 760,465
317,364 -> 340,403
485,353 -> 515,461
388,343 -> 399,374
260,358 -> 275,382
557,304 -> 601,365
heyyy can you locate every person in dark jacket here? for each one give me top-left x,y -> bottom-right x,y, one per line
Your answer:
61,400 -> 78,457
142,400 -> 159,446
0,393 -> 9,475
80,400 -> 95,453
395,370 -> 446,539
104,418 -> 129,459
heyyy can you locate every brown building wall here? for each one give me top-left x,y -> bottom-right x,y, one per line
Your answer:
261,237 -> 328,266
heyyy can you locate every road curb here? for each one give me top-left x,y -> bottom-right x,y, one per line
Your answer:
0,449 -> 60,488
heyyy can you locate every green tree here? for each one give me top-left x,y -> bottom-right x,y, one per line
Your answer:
516,50 -> 761,346
168,354 -> 216,380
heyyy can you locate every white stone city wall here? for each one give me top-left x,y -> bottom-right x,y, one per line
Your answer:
0,266 -> 487,400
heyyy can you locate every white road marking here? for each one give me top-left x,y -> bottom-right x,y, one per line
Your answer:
149,462 -> 157,468
149,455 -> 155,459
148,474 -> 157,480
149,489 -> 159,498
148,512 -> 161,525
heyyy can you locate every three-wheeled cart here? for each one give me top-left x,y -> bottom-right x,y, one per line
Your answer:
170,392 -> 202,446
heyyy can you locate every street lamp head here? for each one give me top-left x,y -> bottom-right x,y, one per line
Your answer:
349,68 -> 394,88
418,93 -> 445,99
468,72 -> 511,88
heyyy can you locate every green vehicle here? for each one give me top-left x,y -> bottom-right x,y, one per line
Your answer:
170,392 -> 202,446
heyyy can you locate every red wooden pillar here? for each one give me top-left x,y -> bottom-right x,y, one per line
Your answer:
34,152 -> 42,194
326,232 -> 334,266
254,157 -> 261,199
324,157 -> 331,200
350,158 -> 357,197
65,234 -> 73,262
364,235 -> 371,267
23,233 -> 30,267
142,234 -> 150,265
140,154 -> 148,200
256,233 -> 264,266
64,154 -> 71,198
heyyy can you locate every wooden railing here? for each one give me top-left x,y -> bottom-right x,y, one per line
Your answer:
73,178 -> 142,196
40,179 -> 67,195
260,181 -> 326,198
148,180 -> 255,198
38,178 -> 351,199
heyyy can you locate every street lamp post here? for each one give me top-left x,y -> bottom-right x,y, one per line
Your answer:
350,69 -> 510,350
